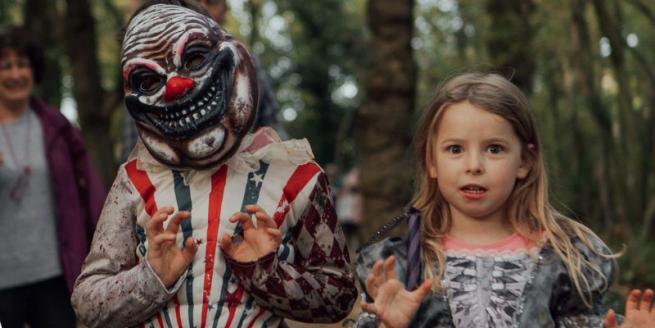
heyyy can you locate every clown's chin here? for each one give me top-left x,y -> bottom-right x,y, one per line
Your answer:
139,126 -> 236,169
186,127 -> 226,159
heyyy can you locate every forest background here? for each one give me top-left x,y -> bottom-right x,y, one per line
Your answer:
1,0 -> 654,318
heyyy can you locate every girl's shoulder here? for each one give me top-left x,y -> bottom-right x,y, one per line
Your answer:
543,227 -> 614,264
571,230 -> 612,255
541,228 -> 616,292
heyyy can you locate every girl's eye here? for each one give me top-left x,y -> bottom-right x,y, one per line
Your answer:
182,44 -> 210,71
129,68 -> 164,94
446,145 -> 463,154
487,144 -> 504,154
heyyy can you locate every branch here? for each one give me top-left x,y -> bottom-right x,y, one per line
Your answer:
627,0 -> 655,27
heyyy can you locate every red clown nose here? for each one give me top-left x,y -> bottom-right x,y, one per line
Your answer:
163,76 -> 195,102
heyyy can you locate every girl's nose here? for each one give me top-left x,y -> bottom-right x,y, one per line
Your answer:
163,76 -> 194,102
466,153 -> 484,175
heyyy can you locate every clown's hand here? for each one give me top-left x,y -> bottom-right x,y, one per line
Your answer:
146,207 -> 197,288
220,204 -> 282,263
361,256 -> 432,328
605,289 -> 655,328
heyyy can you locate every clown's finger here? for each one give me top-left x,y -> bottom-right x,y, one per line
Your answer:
150,232 -> 177,252
229,212 -> 255,231
165,211 -> 191,234
219,234 -> 235,256
146,207 -> 174,238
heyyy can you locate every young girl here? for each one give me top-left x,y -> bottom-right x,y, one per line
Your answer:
355,72 -> 654,328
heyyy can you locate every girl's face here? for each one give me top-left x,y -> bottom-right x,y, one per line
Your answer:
428,101 -> 530,224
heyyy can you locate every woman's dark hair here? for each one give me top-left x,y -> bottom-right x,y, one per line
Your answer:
120,0 -> 212,44
0,25 -> 45,83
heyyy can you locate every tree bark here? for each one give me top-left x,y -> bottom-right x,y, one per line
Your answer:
23,0 -> 63,107
591,0 -> 642,228
63,0 -> 115,187
568,0 -> 617,230
357,0 -> 416,241
485,0 -> 536,93
247,0 -> 261,47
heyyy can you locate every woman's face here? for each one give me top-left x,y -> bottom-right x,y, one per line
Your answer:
0,49 -> 34,107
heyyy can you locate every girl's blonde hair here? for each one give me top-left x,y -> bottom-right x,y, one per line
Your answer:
412,72 -> 613,307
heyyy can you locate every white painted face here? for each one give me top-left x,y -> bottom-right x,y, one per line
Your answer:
122,4 -> 258,169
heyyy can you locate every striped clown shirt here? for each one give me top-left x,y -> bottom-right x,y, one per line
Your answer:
72,129 -> 356,328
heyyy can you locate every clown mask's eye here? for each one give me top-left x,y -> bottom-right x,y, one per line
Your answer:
183,44 -> 211,71
129,68 -> 164,94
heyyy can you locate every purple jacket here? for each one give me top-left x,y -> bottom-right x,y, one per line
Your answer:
31,97 -> 106,294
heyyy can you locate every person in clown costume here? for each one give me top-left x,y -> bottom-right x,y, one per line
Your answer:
71,1 -> 356,327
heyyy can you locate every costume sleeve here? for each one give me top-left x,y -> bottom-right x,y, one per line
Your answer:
550,235 -> 616,327
225,172 -> 357,323
352,237 -> 408,328
71,167 -> 182,328
352,239 -> 392,328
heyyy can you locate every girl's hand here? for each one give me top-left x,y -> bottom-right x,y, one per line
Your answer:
220,204 -> 282,262
605,289 -> 655,328
361,256 -> 432,328
146,207 -> 197,288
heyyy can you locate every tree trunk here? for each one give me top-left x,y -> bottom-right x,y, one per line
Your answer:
23,0 -> 63,107
591,0 -> 641,228
485,0 -> 536,93
62,0 -> 115,187
247,0 -> 261,47
568,0 -> 617,231
358,0 -> 416,241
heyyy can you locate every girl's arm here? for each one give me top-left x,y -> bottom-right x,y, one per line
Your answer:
71,168 -> 186,328
222,172 -> 357,323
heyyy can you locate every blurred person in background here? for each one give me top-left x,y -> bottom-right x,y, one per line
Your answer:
336,167 -> 362,256
0,25 -> 105,328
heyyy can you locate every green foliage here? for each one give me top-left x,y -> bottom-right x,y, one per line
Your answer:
231,0 -> 366,169
0,0 -> 23,25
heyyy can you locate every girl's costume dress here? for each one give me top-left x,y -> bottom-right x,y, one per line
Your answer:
355,209 -> 614,328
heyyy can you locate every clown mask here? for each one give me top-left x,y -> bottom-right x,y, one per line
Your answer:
121,4 -> 258,169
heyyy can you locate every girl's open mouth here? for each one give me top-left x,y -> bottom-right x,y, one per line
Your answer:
460,184 -> 487,200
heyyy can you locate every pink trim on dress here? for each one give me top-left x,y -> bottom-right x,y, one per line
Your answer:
443,233 -> 529,252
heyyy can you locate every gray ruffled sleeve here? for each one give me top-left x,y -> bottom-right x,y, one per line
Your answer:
550,234 -> 616,327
